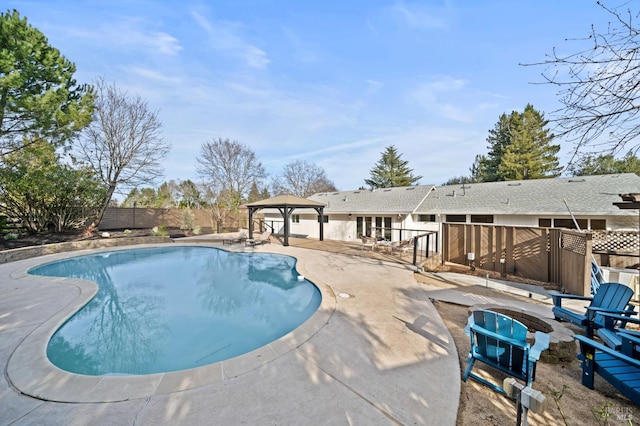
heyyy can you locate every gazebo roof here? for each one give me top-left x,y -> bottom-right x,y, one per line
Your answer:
246,194 -> 326,209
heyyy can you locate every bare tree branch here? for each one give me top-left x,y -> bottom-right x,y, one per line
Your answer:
75,78 -> 170,228
523,2 -> 640,160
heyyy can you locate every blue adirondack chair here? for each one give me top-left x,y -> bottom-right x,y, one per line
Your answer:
575,334 -> 640,406
551,282 -> 635,338
463,310 -> 550,396
590,258 -> 605,295
596,312 -> 640,351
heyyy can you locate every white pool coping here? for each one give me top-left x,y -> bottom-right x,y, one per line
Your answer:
6,243 -> 336,403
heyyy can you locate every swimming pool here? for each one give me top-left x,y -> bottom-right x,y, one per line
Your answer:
29,246 -> 321,375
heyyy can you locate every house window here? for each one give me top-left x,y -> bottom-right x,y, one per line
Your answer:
291,214 -> 300,223
317,215 -> 329,223
418,214 -> 436,222
357,216 -> 372,237
538,218 -> 552,228
445,214 -> 466,223
470,215 -> 493,224
590,219 -> 606,230
375,216 -> 392,240
554,218 -> 588,229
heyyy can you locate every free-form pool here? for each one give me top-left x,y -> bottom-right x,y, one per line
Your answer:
29,246 -> 321,375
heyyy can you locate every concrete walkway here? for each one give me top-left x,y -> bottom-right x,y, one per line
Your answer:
1,241 -> 461,425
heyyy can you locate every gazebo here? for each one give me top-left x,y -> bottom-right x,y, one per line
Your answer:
245,194 -> 326,246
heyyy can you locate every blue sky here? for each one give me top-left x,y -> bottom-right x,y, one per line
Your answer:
7,1 -> 615,190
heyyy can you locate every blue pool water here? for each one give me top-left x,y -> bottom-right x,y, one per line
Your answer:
29,246 -> 321,375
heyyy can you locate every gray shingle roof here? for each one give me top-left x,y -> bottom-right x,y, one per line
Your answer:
416,173 -> 640,215
308,185 -> 435,214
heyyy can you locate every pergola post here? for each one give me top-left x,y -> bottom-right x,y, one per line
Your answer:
315,207 -> 324,241
248,208 -> 255,239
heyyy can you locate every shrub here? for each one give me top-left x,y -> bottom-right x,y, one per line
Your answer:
152,225 -> 168,236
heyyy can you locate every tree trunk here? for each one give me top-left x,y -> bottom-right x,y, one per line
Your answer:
88,183 -> 117,230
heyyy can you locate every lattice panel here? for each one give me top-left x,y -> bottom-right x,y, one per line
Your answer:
561,233 -> 586,255
593,230 -> 639,253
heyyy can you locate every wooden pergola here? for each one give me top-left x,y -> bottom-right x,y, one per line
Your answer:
245,194 -> 326,246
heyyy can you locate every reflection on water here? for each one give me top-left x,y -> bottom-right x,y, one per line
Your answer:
29,247 -> 321,375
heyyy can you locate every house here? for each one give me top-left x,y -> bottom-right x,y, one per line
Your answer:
261,174 -> 640,245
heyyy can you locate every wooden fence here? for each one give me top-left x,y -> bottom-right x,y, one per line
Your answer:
442,223 -> 591,295
99,207 -> 248,232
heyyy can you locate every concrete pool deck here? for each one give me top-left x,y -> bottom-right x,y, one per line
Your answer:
1,241 -> 462,425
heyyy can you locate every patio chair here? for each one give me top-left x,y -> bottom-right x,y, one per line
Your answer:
391,239 -> 412,255
575,334 -> 640,406
550,282 -> 635,338
596,312 -> 640,351
463,309 -> 549,396
360,236 -> 376,251
223,229 -> 248,245
245,231 -> 272,246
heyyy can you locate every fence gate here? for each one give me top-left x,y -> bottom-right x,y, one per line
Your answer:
442,223 -> 591,295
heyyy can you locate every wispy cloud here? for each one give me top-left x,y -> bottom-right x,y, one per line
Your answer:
410,76 -> 472,121
281,27 -> 321,63
384,1 -> 449,30
191,11 -> 270,69
365,79 -> 384,94
129,67 -> 182,84
66,19 -> 181,56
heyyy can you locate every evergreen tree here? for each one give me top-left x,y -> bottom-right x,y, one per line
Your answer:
480,114 -> 514,181
364,145 -> 421,189
0,10 -> 94,156
479,104 -> 560,181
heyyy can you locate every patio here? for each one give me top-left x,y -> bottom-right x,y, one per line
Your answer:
1,240 -> 459,425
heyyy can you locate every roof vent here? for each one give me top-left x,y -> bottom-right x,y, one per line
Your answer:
406,187 -> 415,191
343,196 -> 348,202
333,192 -> 339,195
569,178 -> 586,183
353,191 -> 360,194
507,182 -> 521,186
383,189 -> 391,192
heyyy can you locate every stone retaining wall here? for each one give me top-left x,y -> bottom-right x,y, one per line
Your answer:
0,237 -> 173,264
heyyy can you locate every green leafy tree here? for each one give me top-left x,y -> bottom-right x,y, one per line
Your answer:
442,175 -> 474,186
365,145 -> 421,189
0,10 -> 94,156
247,182 -> 270,203
271,160 -> 337,197
479,104 -> 561,181
443,155 -> 484,185
121,187 -> 159,208
568,151 -> 640,176
0,140 -> 105,232
174,180 -> 203,208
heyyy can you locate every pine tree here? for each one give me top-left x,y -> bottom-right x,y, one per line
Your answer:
479,104 -> 560,181
364,145 -> 421,189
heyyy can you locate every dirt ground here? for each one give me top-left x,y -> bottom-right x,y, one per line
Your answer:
420,276 -> 640,425
2,231 -> 639,424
